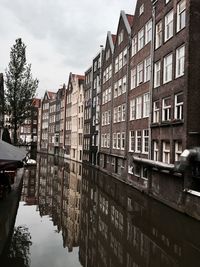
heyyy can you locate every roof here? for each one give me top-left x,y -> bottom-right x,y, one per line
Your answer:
126,14 -> 134,27
47,91 -> 56,100
112,34 -> 117,45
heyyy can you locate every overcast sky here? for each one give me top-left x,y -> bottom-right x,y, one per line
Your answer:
0,0 -> 136,98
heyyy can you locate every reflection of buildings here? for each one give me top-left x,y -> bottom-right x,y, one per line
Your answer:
21,167 -> 38,205
35,154 -> 81,252
0,73 -> 4,138
79,165 -> 200,267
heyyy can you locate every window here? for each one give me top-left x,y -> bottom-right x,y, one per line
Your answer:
131,68 -> 137,89
153,141 -> 159,161
132,36 -> 137,56
162,97 -> 171,121
121,133 -> 125,150
155,21 -> 162,49
106,49 -> 110,61
122,76 -> 126,94
123,48 -> 127,66
143,130 -> 149,154
163,141 -> 170,164
154,61 -> 161,87
175,141 -> 182,161
139,4 -> 144,16
136,130 -> 142,152
114,82 -> 118,98
143,93 -> 150,118
117,133 -> 121,149
137,62 -> 143,85
153,101 -> 160,123
119,52 -> 123,70
174,93 -> 183,120
107,134 -> 110,148
163,53 -> 173,84
138,28 -> 144,51
130,99 -> 135,120
142,166 -> 148,180
129,131 -> 135,152
111,133 -> 116,149
176,45 -> 185,78
122,104 -> 126,121
177,0 -> 186,32
165,10 -> 174,41
145,20 -> 152,44
115,57 -> 119,73
118,79 -> 122,96
108,110 -> 111,124
114,107 -> 118,123
144,56 -> 151,82
117,106 -> 121,122
118,30 -> 124,45
136,96 -> 142,119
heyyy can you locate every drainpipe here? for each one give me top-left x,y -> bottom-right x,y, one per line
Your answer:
125,33 -> 132,176
149,0 -> 157,161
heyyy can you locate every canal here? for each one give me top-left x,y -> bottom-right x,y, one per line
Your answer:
1,154 -> 200,266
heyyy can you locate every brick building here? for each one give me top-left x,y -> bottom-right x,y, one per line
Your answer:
99,11 -> 134,179
83,67 -> 92,163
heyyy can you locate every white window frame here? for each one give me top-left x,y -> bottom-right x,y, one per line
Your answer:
176,45 -> 185,78
145,19 -> 152,44
177,0 -> 186,32
143,93 -> 150,118
121,132 -> 125,150
174,93 -> 183,120
122,76 -> 126,94
117,133 -> 121,149
154,61 -> 161,88
129,131 -> 135,152
163,53 -> 173,84
153,141 -> 159,161
153,100 -> 160,123
114,107 -> 118,123
115,57 -> 119,73
136,96 -> 142,119
155,21 -> 162,49
131,68 -> 137,89
138,28 -> 144,51
139,3 -> 144,16
175,141 -> 182,161
132,36 -> 137,56
162,97 -> 171,121
165,10 -> 174,42
117,105 -> 121,122
130,99 -> 135,121
121,104 -> 126,121
137,62 -> 143,85
144,56 -> 151,82
142,129 -> 149,154
162,141 -> 170,164
113,133 -> 117,149
135,130 -> 142,153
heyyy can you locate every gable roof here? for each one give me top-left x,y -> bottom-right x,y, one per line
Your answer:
120,10 -> 134,35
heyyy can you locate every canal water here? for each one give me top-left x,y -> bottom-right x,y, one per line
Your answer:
1,154 -> 200,266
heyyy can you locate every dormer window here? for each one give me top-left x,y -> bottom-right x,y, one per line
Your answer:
139,4 -> 144,16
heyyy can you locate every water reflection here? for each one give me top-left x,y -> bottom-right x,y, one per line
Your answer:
3,154 -> 200,266
79,165 -> 200,267
25,155 -> 81,253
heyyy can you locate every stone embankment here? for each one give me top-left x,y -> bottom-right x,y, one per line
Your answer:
0,168 -> 24,255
